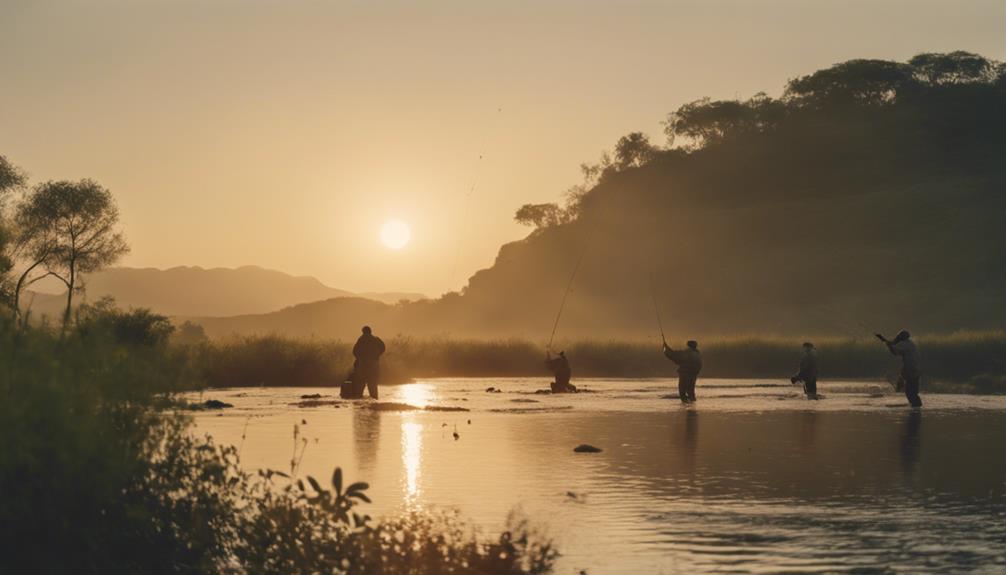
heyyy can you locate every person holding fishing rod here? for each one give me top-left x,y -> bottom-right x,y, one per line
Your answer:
876,330 -> 923,407
545,350 -> 577,393
648,273 -> 703,403
663,339 -> 703,403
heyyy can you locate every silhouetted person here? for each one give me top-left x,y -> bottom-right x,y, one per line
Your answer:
663,340 -> 702,403
353,325 -> 386,399
876,330 -> 922,407
545,350 -> 577,393
791,342 -> 820,398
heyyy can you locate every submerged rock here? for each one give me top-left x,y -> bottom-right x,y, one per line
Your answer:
299,393 -> 325,399
189,399 -> 234,410
485,387 -> 502,393
573,444 -> 602,453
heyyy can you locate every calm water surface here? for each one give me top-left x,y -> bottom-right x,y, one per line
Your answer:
190,379 -> 1006,574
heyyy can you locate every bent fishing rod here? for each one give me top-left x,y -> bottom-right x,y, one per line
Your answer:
546,231 -> 592,351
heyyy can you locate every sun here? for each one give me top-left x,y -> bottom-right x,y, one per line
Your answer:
380,219 -> 411,250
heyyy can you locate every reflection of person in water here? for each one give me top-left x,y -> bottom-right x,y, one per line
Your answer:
900,410 -> 922,475
352,407 -> 382,475
798,410 -> 818,453
680,409 -> 700,476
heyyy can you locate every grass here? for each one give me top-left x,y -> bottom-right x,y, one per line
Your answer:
191,331 -> 1006,391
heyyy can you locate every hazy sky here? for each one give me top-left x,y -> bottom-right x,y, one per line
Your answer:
2,0 -> 1004,295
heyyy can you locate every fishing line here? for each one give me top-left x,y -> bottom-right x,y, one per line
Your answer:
547,228 -> 592,351
449,107 -> 504,287
648,271 -> 666,344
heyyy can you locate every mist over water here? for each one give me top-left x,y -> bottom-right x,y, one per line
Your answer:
192,379 -> 1006,573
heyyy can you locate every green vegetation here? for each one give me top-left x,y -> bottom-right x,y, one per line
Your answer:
0,310 -> 557,573
191,332 -> 1006,392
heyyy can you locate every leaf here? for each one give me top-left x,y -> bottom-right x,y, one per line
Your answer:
273,470 -> 290,478
346,482 -> 369,494
353,493 -> 372,504
332,467 -> 343,494
307,476 -> 322,494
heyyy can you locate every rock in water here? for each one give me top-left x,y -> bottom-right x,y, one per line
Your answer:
191,399 -> 233,410
573,444 -> 602,453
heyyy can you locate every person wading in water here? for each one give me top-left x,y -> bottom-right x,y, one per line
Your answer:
545,350 -> 576,393
791,342 -> 820,399
352,325 -> 386,399
876,330 -> 923,408
663,340 -> 703,403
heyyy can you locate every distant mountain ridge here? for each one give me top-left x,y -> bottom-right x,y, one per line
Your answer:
27,266 -> 425,317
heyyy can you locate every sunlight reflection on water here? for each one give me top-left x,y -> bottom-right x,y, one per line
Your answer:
191,378 -> 1006,574
401,418 -> 422,505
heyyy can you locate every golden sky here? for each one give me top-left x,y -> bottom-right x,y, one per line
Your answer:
2,0 -> 1004,295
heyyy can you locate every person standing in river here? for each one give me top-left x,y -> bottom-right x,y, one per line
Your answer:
791,342 -> 820,399
545,350 -> 577,393
663,340 -> 703,403
353,325 -> 386,399
876,330 -> 922,408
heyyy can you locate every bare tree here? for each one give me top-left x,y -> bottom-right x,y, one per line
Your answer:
16,180 -> 129,329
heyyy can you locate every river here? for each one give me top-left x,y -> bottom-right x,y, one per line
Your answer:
190,378 -> 1006,573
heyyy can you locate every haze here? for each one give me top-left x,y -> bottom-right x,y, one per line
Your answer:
2,0 -> 1004,296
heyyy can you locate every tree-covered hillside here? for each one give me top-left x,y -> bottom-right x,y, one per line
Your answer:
194,52 -> 1006,340
441,51 -> 1006,339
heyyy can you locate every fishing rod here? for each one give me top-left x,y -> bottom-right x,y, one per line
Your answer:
648,271 -> 666,345
450,107 -> 504,286
547,231 -> 592,351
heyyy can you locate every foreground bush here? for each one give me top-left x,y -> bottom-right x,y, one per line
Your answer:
0,311 -> 556,574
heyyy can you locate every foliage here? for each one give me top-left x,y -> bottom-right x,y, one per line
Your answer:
514,202 -> 570,230
75,297 -> 176,347
0,314 -> 558,573
14,178 -> 129,326
173,320 -> 209,345
612,132 -> 658,169
0,155 -> 27,308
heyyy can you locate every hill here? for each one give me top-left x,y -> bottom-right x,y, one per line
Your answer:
26,266 -> 425,318
193,52 -> 1006,341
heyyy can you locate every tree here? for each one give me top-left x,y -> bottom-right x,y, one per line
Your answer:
785,59 -> 917,107
664,94 -> 786,149
0,155 -> 27,312
514,203 -> 566,230
909,51 -> 998,85
613,132 -> 658,170
16,179 -> 128,329
174,320 -> 209,345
